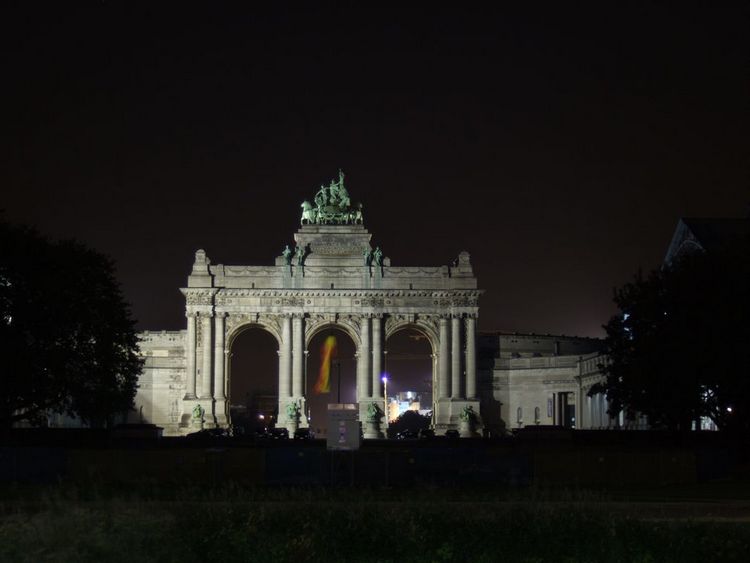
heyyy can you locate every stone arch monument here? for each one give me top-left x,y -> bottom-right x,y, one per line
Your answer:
138,172 -> 482,436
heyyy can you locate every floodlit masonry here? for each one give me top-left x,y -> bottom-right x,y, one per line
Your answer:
133,173 -> 616,436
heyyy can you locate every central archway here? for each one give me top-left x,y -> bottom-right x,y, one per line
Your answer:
305,326 -> 357,439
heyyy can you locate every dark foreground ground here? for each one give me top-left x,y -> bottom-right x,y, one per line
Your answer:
2,431 -> 749,562
1,481 -> 750,563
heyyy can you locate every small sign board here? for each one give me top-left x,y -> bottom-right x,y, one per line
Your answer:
327,403 -> 361,451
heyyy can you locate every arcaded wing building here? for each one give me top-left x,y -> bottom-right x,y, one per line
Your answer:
478,333 -> 614,433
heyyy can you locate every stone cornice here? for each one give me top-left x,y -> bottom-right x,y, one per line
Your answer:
213,288 -> 483,298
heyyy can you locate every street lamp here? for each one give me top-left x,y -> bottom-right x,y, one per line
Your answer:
381,375 -> 388,421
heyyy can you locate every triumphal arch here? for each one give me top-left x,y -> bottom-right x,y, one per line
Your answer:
138,172 -> 482,436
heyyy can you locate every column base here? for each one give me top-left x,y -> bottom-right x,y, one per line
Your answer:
290,396 -> 309,428
359,400 -> 386,439
433,398 -> 481,436
180,398 -> 215,430
277,397 -> 308,435
363,419 -> 384,439
213,398 -> 229,428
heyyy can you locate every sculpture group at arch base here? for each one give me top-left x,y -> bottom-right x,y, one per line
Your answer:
138,172 -> 482,438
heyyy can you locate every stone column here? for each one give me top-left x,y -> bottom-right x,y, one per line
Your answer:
451,316 -> 461,399
213,313 -> 226,400
371,316 -> 382,399
200,312 -> 213,399
185,312 -> 197,399
357,316 -> 371,400
279,315 -> 292,400
292,315 -> 304,397
439,317 -> 450,399
464,316 -> 476,399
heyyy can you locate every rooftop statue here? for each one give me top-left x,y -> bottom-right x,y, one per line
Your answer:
300,170 -> 364,225
282,245 -> 293,265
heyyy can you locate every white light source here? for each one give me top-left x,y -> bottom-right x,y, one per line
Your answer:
382,375 -> 388,423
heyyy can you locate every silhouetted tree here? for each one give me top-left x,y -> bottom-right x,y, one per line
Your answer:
0,221 -> 142,428
593,235 -> 750,433
387,410 -> 431,437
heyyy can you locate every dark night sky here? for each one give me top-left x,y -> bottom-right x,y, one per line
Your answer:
3,2 -> 747,338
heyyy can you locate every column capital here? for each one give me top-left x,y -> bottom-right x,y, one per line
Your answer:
198,310 -> 214,319
185,311 -> 197,319
215,311 -> 227,319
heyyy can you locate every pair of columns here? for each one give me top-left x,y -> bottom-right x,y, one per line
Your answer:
438,316 -> 477,400
356,315 -> 384,401
277,315 -> 305,401
184,311 -> 226,402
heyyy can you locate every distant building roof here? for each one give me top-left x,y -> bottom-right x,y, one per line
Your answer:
665,217 -> 750,264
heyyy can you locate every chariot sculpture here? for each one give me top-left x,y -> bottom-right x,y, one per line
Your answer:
300,170 -> 365,225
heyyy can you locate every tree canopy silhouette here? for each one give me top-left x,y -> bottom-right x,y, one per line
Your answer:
387,409 -> 431,437
0,221 -> 142,428
594,234 -> 750,433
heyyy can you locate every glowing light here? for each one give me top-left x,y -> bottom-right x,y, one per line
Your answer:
727,406 -> 733,413
313,335 -> 337,394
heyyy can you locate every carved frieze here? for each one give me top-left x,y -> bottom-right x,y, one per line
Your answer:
312,239 -> 363,255
184,291 -> 216,306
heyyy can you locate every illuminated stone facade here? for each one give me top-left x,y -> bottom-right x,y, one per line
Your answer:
135,179 -> 482,436
478,333 -> 614,433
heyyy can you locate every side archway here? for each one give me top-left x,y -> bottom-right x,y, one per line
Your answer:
384,322 -> 437,428
225,321 -> 282,433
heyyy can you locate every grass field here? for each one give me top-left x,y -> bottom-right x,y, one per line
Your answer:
1,483 -> 749,562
